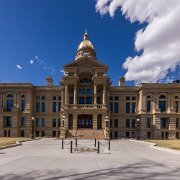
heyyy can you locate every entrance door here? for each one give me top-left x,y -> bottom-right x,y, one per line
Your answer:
97,114 -> 102,129
78,115 -> 92,128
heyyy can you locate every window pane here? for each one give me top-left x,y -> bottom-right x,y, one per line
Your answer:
86,97 -> 93,104
36,102 -> 40,113
97,97 -> 101,104
36,118 -> 40,127
79,97 -> 85,104
126,102 -> 130,113
52,102 -> 56,112
159,101 -> 166,112
79,89 -> 85,95
126,119 -> 130,128
7,100 -> 13,111
126,96 -> 130,100
132,96 -> 136,100
42,96 -> 45,100
52,119 -> 56,127
86,89 -> 93,95
110,102 -> 113,112
42,102 -> 45,112
147,100 -> 151,112
114,102 -> 119,113
21,99 -> 25,111
132,102 -> 136,113
20,117 -> 26,127
41,118 -> 46,127
131,119 -> 136,128
114,96 -> 119,101
114,119 -> 118,128
147,117 -> 151,128
53,96 -> 56,100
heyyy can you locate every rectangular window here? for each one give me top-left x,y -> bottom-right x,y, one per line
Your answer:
42,102 -> 45,112
97,97 -> 101,104
126,102 -> 130,113
79,89 -> 85,95
126,132 -> 130,138
146,117 -> 151,128
175,101 -> 178,112
114,102 -> 119,113
86,97 -> 93,104
21,99 -> 25,111
126,96 -> 130,100
159,101 -> 166,112
58,102 -> 61,111
42,96 -> 45,100
20,130 -> 24,137
109,96 -> 113,100
36,118 -> 40,128
52,118 -> 56,127
131,119 -> 136,128
69,97 -> 74,104
58,96 -> 61,100
20,117 -> 26,127
114,119 -> 118,128
41,118 -> 45,127
86,89 -> 93,94
132,96 -> 136,101
53,96 -> 56,100
52,131 -> 56,137
114,132 -> 118,138
79,97 -> 85,104
6,116 -> 12,127
160,118 -> 167,129
58,118 -> 60,127
36,96 -> 40,100
110,119 -> 112,128
126,119 -> 130,128
52,102 -> 56,112
132,102 -> 136,113
110,102 -> 113,112
36,102 -> 40,113
7,100 -> 13,111
114,96 -> 119,101
147,100 -> 151,112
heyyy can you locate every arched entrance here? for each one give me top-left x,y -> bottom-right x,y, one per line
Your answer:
78,114 -> 92,128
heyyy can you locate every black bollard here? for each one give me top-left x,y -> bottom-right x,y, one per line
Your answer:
75,138 -> 77,147
95,138 -> 96,147
62,139 -> 64,149
97,141 -> 100,154
70,140 -> 73,153
108,139 -> 110,150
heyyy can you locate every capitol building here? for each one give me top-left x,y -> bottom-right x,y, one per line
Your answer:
0,33 -> 180,139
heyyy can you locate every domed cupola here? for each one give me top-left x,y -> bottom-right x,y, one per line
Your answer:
75,32 -> 96,60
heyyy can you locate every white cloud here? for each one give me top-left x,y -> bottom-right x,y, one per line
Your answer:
30,60 -> 34,64
16,64 -> 22,70
96,0 -> 180,83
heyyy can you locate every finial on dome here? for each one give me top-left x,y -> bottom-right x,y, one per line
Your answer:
84,30 -> 89,40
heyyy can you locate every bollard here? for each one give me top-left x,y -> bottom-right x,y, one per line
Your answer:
62,139 -> 64,149
95,138 -> 96,147
97,141 -> 100,154
75,138 -> 77,147
70,140 -> 73,153
108,139 -> 110,150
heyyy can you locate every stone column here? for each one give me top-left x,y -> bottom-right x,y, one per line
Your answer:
61,87 -> 64,108
73,84 -> 77,104
65,84 -> 68,105
94,83 -> 97,105
102,84 -> 106,105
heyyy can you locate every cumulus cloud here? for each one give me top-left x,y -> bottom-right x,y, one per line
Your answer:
96,0 -> 180,83
16,64 -> 22,70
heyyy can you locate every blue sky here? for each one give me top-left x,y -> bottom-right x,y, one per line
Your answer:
0,0 -> 179,86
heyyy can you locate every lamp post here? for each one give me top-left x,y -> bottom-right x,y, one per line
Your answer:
31,117 -> 35,139
62,114 -> 65,128
136,118 -> 140,140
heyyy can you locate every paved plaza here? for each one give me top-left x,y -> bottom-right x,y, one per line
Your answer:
0,138 -> 180,180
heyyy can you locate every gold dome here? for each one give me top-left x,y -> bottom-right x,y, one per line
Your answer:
77,32 -> 94,50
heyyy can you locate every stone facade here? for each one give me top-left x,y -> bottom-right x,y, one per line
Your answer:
0,33 -> 180,139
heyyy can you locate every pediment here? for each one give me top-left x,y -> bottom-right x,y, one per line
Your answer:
64,57 -> 108,68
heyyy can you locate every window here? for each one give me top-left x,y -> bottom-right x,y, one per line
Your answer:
58,102 -> 61,111
110,119 -> 112,128
20,117 -> 26,127
42,96 -> 45,100
41,118 -> 45,127
21,99 -> 25,111
79,89 -> 85,94
41,131 -> 45,137
114,119 -> 118,128
97,97 -> 101,104
146,117 -> 151,128
36,118 -> 40,127
53,96 -> 56,100
159,101 -> 166,112
58,96 -> 61,100
86,97 -> 93,104
20,130 -> 24,137
69,97 -> 74,104
7,100 -> 13,111
52,102 -> 56,112
176,118 -> 179,128
126,119 -> 130,128
114,132 -> 118,138
86,89 -> 93,94
42,102 -> 45,112
131,119 -> 136,128
126,132 -> 130,138
132,132 -> 135,138
52,118 -> 56,127
147,132 -> 151,139
110,102 -> 113,112
114,102 -> 119,113
52,131 -> 56,137
5,116 -> 12,127
160,118 -> 167,129
132,102 -> 136,113
36,102 -> 40,113
126,96 -> 130,100
126,102 -> 130,113
175,101 -> 178,112
147,100 -> 151,112
58,119 -> 60,127
114,96 -> 119,101
109,96 -> 113,100
79,97 -> 85,104
36,96 -> 40,100
132,96 -> 136,100
159,95 -> 166,99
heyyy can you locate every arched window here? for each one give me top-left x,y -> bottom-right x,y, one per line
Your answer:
146,95 -> 151,112
6,94 -> 13,111
147,95 -> 151,99
159,95 -> 166,99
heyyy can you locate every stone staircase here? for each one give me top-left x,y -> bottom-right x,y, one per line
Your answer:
66,129 -> 105,139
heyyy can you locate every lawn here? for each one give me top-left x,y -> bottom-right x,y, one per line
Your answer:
0,138 -> 30,147
145,140 -> 180,150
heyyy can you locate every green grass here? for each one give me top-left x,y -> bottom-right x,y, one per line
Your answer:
0,137 -> 30,147
145,140 -> 180,150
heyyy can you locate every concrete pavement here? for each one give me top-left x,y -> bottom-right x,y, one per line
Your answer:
0,138 -> 180,180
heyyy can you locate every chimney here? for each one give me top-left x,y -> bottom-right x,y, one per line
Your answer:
46,76 -> 53,86
119,77 -> 125,86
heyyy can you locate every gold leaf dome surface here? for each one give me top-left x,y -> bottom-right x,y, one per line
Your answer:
77,33 -> 94,50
